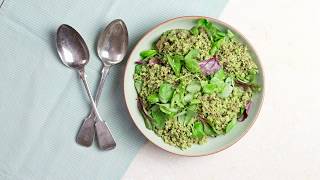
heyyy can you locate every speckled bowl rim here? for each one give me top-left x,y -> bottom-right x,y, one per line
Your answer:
123,16 -> 264,157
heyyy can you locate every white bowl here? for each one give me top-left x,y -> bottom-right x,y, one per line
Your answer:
123,16 -> 264,156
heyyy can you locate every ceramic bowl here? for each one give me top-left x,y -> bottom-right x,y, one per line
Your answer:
123,16 -> 264,156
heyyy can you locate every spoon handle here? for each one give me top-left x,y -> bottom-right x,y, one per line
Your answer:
78,69 -> 116,150
76,66 -> 111,147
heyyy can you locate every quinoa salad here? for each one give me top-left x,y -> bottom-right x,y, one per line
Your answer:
133,18 -> 261,149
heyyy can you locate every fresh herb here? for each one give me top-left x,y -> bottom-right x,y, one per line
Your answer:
159,83 -> 174,103
167,55 -> 182,76
140,49 -> 157,59
184,49 -> 200,73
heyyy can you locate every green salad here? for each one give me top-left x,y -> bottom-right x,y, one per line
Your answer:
133,18 -> 260,149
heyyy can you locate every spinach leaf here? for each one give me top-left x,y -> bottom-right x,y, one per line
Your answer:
192,121 -> 206,138
158,103 -> 178,116
147,94 -> 159,104
167,55 -> 182,76
203,122 -> 215,136
134,80 -> 143,94
214,69 -> 226,80
140,49 -> 157,59
159,83 -> 174,103
137,97 -> 153,130
225,118 -> 237,133
190,26 -> 199,35
151,105 -> 167,129
227,29 -> 234,38
210,77 -> 225,93
190,99 -> 201,105
171,91 -> 184,108
183,93 -> 193,104
219,77 -> 234,98
184,49 -> 200,73
202,83 -> 215,94
135,64 -> 142,74
186,80 -> 201,93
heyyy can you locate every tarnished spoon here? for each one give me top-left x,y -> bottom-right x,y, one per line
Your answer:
75,19 -> 128,148
56,24 -> 116,150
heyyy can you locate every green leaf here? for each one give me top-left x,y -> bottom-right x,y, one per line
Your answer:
197,18 -> 208,27
214,38 -> 225,49
219,77 -> 234,98
147,94 -> 159,104
227,29 -> 234,38
190,26 -> 199,35
183,93 -> 193,103
246,69 -> 258,83
151,105 -> 167,129
185,49 -> 200,73
134,80 -> 143,94
167,55 -> 182,76
210,77 -> 225,93
185,49 -> 199,60
135,64 -> 142,74
216,31 -> 226,37
190,99 -> 201,105
202,83 -> 215,94
203,122 -> 215,136
214,69 -> 226,80
209,46 -> 218,56
158,103 -> 178,116
159,83 -> 174,103
225,118 -> 237,133
143,117 -> 153,130
186,80 -> 201,93
171,91 -> 184,108
192,121 -> 206,138
140,49 -> 157,59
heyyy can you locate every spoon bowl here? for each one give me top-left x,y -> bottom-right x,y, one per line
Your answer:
97,19 -> 128,65
56,24 -> 89,69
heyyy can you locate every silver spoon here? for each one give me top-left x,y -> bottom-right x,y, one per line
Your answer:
76,19 -> 128,148
56,24 -> 116,150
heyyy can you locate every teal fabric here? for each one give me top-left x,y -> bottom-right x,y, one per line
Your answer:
0,0 -> 228,179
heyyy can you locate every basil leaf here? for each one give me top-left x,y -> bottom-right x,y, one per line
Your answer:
226,118 -> 237,133
167,55 -> 182,76
151,105 -> 167,129
192,121 -> 205,138
186,80 -> 201,93
140,49 -> 157,59
147,94 -> 159,104
159,83 -> 174,103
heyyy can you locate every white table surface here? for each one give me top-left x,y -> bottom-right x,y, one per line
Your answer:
123,0 -> 320,179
